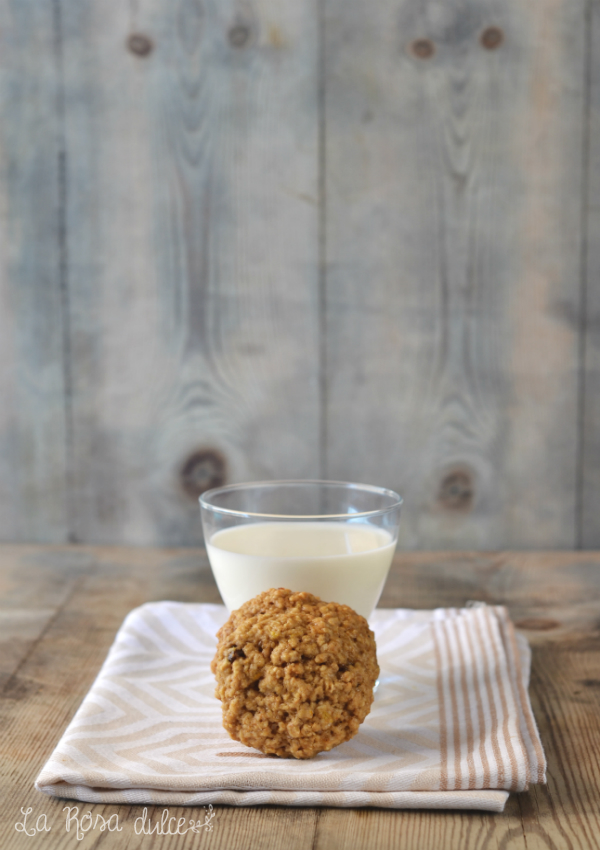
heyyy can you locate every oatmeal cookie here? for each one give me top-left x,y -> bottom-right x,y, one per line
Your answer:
211,587 -> 379,758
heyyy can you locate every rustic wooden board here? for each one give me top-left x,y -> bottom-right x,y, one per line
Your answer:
0,2 -> 68,543
2,545 -> 600,849
324,0 -> 587,550
59,0 -> 321,546
0,0 -> 600,548
581,0 -> 600,548
0,0 -> 597,554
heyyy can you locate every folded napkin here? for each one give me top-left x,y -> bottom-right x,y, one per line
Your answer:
35,602 -> 545,811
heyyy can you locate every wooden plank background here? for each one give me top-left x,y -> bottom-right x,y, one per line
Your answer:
582,0 -> 600,548
0,0 -> 596,548
0,1 -> 68,542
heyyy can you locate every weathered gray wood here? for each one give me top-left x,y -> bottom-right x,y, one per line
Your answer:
60,0 -> 321,545
324,0 -> 587,549
0,0 -> 597,552
0,2 -> 68,542
581,0 -> 600,547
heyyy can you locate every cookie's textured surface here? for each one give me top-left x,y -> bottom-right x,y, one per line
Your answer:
211,588 -> 379,758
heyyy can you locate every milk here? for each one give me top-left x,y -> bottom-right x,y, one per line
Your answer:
206,521 -> 396,619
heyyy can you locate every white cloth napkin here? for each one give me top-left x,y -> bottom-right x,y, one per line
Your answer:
35,602 -> 545,811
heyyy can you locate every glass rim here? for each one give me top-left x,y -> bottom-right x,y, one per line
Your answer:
199,479 -> 403,521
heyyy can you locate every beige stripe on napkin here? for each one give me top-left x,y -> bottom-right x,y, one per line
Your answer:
431,606 -> 543,792
35,602 -> 545,811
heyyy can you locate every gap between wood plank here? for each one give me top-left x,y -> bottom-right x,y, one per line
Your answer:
576,0 -> 594,550
1,572 -> 89,693
318,0 -> 328,480
51,0 -> 75,545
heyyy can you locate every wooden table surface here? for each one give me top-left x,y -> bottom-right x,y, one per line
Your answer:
1,545 -> 599,849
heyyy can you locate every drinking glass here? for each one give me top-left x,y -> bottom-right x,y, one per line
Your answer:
200,480 -> 402,620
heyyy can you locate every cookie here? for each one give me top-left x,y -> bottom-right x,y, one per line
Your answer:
211,587 -> 379,759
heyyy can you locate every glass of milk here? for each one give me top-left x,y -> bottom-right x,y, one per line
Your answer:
199,480 -> 402,620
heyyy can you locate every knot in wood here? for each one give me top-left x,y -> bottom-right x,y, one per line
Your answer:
410,39 -> 434,59
480,27 -> 504,50
180,449 -> 226,500
438,470 -> 474,512
127,33 -> 154,57
229,24 -> 250,48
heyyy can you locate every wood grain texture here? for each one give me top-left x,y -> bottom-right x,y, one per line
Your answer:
0,2 -> 68,543
581,0 -> 600,548
0,0 -> 597,552
2,545 -> 600,849
60,0 -> 320,546
324,0 -> 587,550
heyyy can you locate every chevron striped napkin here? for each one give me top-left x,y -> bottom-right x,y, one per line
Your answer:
35,602 -> 545,812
